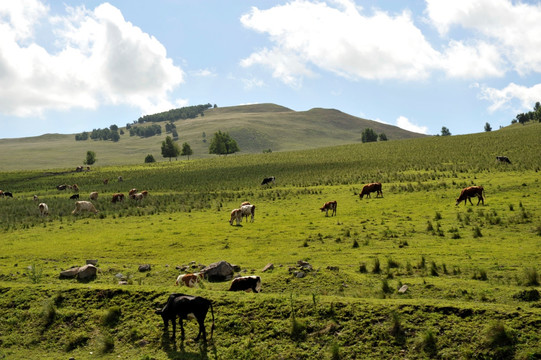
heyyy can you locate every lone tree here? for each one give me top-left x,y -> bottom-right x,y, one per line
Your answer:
161,136 -> 180,161
84,151 -> 96,165
181,142 -> 193,160
209,131 -> 239,155
441,126 -> 451,136
484,122 -> 492,132
361,128 -> 378,143
144,154 -> 155,163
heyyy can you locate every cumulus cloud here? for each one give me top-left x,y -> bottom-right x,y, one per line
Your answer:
396,116 -> 429,134
0,1 -> 184,117
479,83 -> 541,112
240,0 -> 440,85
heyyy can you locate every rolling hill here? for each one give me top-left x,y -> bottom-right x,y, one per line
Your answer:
0,103 -> 425,171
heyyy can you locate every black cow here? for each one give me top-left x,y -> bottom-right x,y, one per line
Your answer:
57,184 -> 67,191
496,156 -> 511,164
261,176 -> 275,186
155,293 -> 214,342
69,194 -> 80,200
1,191 -> 13,198
228,276 -> 261,293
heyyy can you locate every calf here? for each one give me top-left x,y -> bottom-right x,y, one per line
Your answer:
69,194 -> 80,200
496,156 -> 511,164
175,273 -> 204,287
72,201 -> 99,214
261,176 -> 275,186
229,208 -> 242,225
112,193 -> 125,203
240,204 -> 255,223
89,192 -> 98,201
128,188 -> 138,197
456,186 -> 484,206
38,203 -> 49,217
228,276 -> 262,293
320,201 -> 337,217
131,192 -> 144,201
155,293 -> 215,342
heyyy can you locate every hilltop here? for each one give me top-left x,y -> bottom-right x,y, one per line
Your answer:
0,103 -> 425,171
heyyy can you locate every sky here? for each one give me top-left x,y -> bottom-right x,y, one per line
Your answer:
2,0 -> 541,139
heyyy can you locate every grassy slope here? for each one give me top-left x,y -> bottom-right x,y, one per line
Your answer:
0,122 -> 540,359
0,103 -> 424,171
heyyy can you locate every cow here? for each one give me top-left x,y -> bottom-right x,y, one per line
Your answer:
175,273 -> 204,287
72,184 -> 79,192
118,176 -> 123,182
456,186 -> 484,206
155,293 -> 215,342
2,191 -> 13,198
131,192 -> 144,201
261,176 -> 275,186
112,193 -> 125,203
89,192 -> 98,201
320,201 -> 337,217
33,195 -> 39,201
496,156 -> 511,164
38,203 -> 49,217
128,188 -> 138,197
75,166 -> 84,172
240,204 -> 255,223
103,179 -> 109,185
57,184 -> 67,191
241,201 -> 251,207
229,208 -> 242,226
228,276 -> 262,293
141,190 -> 149,198
359,182 -> 383,199
72,201 -> 99,214
69,194 -> 80,200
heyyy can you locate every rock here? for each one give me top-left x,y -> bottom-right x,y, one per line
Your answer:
297,260 -> 310,267
232,264 -> 242,272
262,263 -> 274,272
115,273 -> 124,279
86,259 -> 98,265
59,267 -> 80,279
77,264 -> 97,280
398,285 -> 409,294
118,280 -> 128,285
138,264 -> 151,272
294,271 -> 306,278
201,260 -> 234,282
326,266 -> 339,271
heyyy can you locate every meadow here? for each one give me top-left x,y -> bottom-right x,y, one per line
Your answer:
0,122 -> 540,359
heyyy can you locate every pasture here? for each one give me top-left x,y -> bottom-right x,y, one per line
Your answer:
0,123 -> 540,359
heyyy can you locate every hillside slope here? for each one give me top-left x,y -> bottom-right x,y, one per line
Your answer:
0,103 -> 425,171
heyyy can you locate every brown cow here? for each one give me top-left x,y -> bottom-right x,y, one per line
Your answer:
320,201 -> 337,217
128,188 -> 138,197
72,184 -> 79,192
112,193 -> 125,203
103,179 -> 109,185
175,273 -> 204,287
456,186 -> 484,206
229,208 -> 242,225
89,191 -> 98,201
359,182 -> 383,199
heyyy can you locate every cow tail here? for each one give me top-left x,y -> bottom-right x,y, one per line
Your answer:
209,301 -> 215,340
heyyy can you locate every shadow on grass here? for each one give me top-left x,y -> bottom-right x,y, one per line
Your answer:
160,329 -> 217,360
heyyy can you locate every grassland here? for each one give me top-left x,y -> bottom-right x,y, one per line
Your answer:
0,103 -> 425,171
0,122 -> 540,359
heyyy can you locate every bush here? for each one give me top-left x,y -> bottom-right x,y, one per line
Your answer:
524,268 -> 540,286
65,332 -> 90,352
144,154 -> 155,163
513,289 -> 540,302
484,321 -> 516,359
372,258 -> 381,274
417,329 -> 437,357
41,300 -> 56,327
102,306 -> 122,327
99,334 -> 115,354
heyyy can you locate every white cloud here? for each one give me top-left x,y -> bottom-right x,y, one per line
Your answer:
396,116 -> 429,134
479,83 -> 541,112
240,0 -> 440,85
0,1 -> 184,118
440,40 -> 505,79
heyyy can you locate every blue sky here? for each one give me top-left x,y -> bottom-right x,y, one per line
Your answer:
2,0 -> 541,139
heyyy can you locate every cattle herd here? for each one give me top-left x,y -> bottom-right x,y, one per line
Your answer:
1,161 -> 507,344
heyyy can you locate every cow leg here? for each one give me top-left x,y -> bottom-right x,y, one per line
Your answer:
253,285 -> 259,293
171,317 -> 176,340
467,197 -> 473,206
179,319 -> 185,341
195,318 -> 206,341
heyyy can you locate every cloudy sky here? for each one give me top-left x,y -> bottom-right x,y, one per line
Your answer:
1,0 -> 541,139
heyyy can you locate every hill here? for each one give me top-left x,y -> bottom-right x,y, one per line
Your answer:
0,103 -> 425,171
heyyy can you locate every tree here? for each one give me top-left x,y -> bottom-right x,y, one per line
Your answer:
378,133 -> 388,141
111,131 -> 120,142
84,151 -> 96,165
441,126 -> 451,136
144,154 -> 155,163
161,136 -> 180,161
361,128 -> 378,143
181,142 -> 193,160
484,122 -> 492,132
209,131 -> 240,155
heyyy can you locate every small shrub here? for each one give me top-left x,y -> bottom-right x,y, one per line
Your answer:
65,332 -> 90,352
418,256 -> 426,269
381,279 -> 392,294
524,268 -> 540,286
473,269 -> 488,281
144,154 -> 155,163
359,263 -> 367,273
426,221 -> 434,232
99,334 -> 115,354
473,226 -> 483,238
26,263 -> 43,284
372,258 -> 381,274
484,321 -> 516,359
389,311 -> 406,344
513,289 -> 540,302
352,239 -> 359,248
41,300 -> 56,327
430,262 -> 439,276
387,258 -> 400,269
331,342 -> 340,360
434,212 -> 442,220
102,306 -> 122,327
417,329 -> 437,357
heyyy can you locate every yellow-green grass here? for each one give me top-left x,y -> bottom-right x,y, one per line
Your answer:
0,123 -> 540,359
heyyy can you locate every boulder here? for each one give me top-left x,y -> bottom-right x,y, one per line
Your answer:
138,264 -> 151,272
59,267 -> 80,279
262,263 -> 274,272
201,260 -> 234,282
398,285 -> 409,294
77,264 -> 97,280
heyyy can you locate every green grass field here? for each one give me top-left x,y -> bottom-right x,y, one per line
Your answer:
0,122 -> 540,359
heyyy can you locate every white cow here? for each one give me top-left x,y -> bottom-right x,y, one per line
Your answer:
72,201 -> 98,214
38,203 -> 49,217
240,204 -> 255,223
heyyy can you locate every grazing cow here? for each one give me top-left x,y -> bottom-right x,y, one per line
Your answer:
89,192 -> 98,201
359,182 -> 383,199
75,166 -> 84,172
141,190 -> 149,197
128,188 -> 138,197
112,193 -> 125,203
131,193 -> 144,201
496,156 -> 511,164
2,191 -> 13,198
72,184 -> 79,192
72,201 -> 99,214
155,293 -> 215,342
456,186 -> 484,206
320,201 -> 337,217
103,179 -> 109,185
33,195 -> 39,201
118,176 -> 123,182
229,208 -> 242,225
69,194 -> 80,200
57,184 -> 67,191
0,190 -> 3,197
241,201 -> 251,206
261,176 -> 275,186
240,204 -> 255,223
38,203 -> 49,217
228,276 -> 262,293
175,273 -> 204,287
